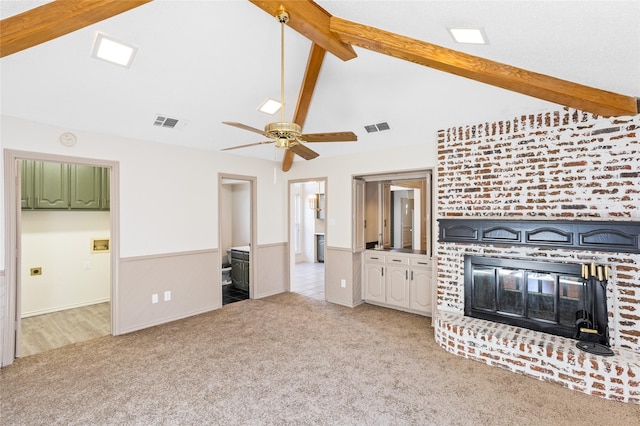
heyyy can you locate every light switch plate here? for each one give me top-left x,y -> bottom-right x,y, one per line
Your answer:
164,291 -> 171,301
152,293 -> 158,304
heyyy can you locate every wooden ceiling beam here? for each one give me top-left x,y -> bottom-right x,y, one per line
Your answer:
283,43 -> 326,172
1,0 -> 153,58
293,43 -> 326,129
249,0 -> 356,62
330,17 -> 639,117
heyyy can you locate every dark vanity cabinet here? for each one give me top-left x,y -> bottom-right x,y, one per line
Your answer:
230,249 -> 249,291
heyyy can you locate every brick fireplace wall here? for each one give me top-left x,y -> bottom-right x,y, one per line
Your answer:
437,107 -> 640,353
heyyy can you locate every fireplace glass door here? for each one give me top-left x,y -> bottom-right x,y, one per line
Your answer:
465,256 -> 585,338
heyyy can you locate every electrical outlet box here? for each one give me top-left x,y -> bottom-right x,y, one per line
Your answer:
164,291 -> 171,301
152,293 -> 159,304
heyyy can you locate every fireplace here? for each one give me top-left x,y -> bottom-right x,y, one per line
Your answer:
435,109 -> 640,404
464,255 -> 605,343
464,256 -> 582,338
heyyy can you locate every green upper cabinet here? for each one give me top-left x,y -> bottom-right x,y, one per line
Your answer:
102,167 -> 110,210
21,160 -> 35,209
34,161 -> 70,209
22,160 -> 110,210
70,164 -> 102,209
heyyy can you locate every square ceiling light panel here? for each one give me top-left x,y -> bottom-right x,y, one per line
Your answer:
91,32 -> 138,67
448,28 -> 488,45
258,98 -> 282,115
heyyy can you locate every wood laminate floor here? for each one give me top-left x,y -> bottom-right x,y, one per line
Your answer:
20,302 -> 111,357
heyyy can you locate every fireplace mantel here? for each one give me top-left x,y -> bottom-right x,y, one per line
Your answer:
438,219 -> 640,254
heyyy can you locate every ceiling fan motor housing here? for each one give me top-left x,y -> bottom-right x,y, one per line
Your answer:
266,121 -> 301,148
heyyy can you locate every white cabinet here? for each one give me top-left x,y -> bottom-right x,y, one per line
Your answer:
409,257 -> 433,313
385,255 -> 409,308
363,251 -> 432,315
363,252 -> 385,303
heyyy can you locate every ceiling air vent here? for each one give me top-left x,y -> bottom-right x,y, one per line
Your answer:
364,122 -> 391,133
153,115 -> 179,128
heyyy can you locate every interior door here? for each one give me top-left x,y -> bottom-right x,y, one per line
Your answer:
400,198 -> 413,249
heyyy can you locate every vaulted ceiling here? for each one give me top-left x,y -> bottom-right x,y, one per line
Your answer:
1,1 -> 638,168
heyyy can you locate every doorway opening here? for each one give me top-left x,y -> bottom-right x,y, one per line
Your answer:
2,150 -> 118,366
219,175 -> 256,305
289,179 -> 326,300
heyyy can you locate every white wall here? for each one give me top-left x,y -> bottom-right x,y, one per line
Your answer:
21,210 -> 110,316
1,116 -> 288,355
231,183 -> 250,247
1,116 -> 287,261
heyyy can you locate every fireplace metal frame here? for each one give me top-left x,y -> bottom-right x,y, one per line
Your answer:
439,219 -> 640,253
464,255 -> 585,338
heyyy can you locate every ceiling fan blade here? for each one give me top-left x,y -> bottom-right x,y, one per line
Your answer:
289,144 -> 320,161
301,131 -> 357,143
282,150 -> 295,171
221,140 -> 274,151
222,121 -> 268,137
329,17 -> 638,117
249,0 -> 356,61
293,43 -> 326,128
0,0 -> 153,58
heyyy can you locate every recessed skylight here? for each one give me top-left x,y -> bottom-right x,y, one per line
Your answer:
258,98 -> 282,115
91,32 -> 138,68
448,28 -> 487,45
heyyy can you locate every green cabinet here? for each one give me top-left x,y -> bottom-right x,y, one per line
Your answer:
21,160 -> 35,209
21,160 -> 110,210
35,161 -> 70,209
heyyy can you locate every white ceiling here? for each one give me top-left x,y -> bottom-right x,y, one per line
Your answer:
1,1 -> 639,165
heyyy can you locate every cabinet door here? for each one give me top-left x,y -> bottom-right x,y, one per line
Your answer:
410,267 -> 433,314
363,262 -> 385,303
231,260 -> 244,288
21,160 -> 35,209
386,264 -> 409,308
34,161 -> 69,208
353,179 -> 365,252
70,164 -> 102,209
101,167 -> 110,210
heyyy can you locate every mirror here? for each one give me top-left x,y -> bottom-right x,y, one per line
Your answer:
358,171 -> 432,254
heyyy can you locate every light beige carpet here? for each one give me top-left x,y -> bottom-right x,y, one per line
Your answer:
1,292 -> 638,425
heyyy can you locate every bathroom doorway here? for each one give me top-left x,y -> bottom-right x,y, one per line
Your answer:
288,178 -> 326,300
219,174 -> 255,305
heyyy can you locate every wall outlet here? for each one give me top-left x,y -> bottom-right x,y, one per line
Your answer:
164,290 -> 171,301
341,279 -> 346,288
152,293 -> 158,304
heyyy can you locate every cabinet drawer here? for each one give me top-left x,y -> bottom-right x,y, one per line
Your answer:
410,257 -> 431,268
386,255 -> 409,265
364,252 -> 385,263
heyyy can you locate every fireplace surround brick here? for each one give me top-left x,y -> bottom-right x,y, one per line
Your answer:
436,107 -> 640,403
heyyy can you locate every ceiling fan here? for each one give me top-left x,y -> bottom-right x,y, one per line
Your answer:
220,5 -> 357,171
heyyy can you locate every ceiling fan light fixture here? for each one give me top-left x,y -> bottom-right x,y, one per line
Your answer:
448,28 -> 487,45
91,32 -> 138,67
258,98 -> 282,115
